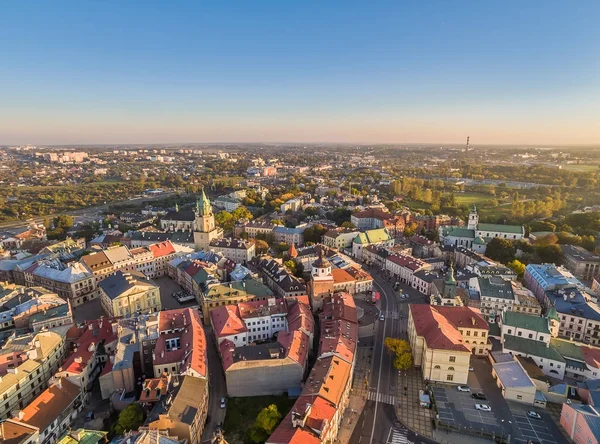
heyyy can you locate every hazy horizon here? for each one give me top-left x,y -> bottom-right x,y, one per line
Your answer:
2,1 -> 599,146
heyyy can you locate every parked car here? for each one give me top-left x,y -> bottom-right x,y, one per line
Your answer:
380,314 -> 385,321
471,393 -> 487,400
85,412 -> 95,421
457,386 -> 471,392
469,366 -> 474,371
220,397 -> 226,408
527,411 -> 541,419
475,404 -> 491,412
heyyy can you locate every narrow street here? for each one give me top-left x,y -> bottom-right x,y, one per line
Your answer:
201,326 -> 228,443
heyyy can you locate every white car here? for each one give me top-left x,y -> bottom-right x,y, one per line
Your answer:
220,397 -> 226,409
457,386 -> 471,392
475,404 -> 491,412
527,410 -> 541,419
380,314 -> 385,321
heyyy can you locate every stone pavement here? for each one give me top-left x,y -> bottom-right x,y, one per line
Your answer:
394,366 -> 435,439
337,346 -> 372,443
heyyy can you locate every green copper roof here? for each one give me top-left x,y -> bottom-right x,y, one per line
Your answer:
196,188 -> 212,216
477,223 -> 523,234
503,335 -> 565,362
445,264 -> 457,285
503,311 -> 550,334
442,227 -> 475,239
546,305 -> 560,322
550,338 -> 585,362
473,236 -> 486,245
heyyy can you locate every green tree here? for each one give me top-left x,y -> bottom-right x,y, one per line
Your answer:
249,404 -> 281,443
394,351 -> 413,372
215,210 -> 234,230
536,244 -> 563,264
284,260 -> 296,275
507,259 -> 526,278
534,233 -> 558,247
254,239 -> 269,255
485,238 -> 516,264
341,221 -> 356,229
231,205 -> 253,221
384,338 -> 413,372
384,337 -> 411,355
114,403 -> 146,435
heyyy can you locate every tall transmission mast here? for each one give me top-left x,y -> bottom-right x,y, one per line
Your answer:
466,136 -> 470,151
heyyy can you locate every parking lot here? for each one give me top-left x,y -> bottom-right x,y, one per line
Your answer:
154,276 -> 198,310
432,385 -> 503,436
510,404 -> 563,444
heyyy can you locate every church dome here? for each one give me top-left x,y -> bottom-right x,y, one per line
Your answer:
313,251 -> 331,269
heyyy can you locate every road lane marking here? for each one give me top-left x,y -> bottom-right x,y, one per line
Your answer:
370,280 -> 390,444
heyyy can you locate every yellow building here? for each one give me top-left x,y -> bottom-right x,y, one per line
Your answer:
99,271 -> 161,317
408,305 -> 491,385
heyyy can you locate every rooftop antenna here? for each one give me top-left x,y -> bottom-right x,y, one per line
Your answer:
466,136 -> 470,151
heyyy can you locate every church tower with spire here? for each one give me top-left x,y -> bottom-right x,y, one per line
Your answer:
193,188 -> 223,250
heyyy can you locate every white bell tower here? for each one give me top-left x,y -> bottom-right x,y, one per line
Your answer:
467,205 -> 479,230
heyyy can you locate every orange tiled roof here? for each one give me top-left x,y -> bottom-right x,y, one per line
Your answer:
583,345 -> 600,370
331,268 -> 356,284
302,355 -> 351,406
18,379 -> 80,432
149,241 -> 176,258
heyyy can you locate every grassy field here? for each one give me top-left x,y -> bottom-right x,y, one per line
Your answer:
455,192 -> 496,206
562,164 -> 599,172
224,395 -> 297,444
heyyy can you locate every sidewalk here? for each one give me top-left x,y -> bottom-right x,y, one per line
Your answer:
394,366 -> 435,439
337,346 -> 372,443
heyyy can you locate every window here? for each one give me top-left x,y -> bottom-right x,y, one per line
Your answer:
447,374 -> 454,381
539,336 -> 544,341
528,334 -> 533,339
448,367 -> 454,371
481,332 -> 486,338
449,356 -> 456,362
516,395 -> 522,400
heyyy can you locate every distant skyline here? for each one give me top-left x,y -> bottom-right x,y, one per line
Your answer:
1,1 -> 599,146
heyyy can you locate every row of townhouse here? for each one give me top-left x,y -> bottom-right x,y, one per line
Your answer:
267,292 -> 358,444
0,328 -> 70,421
4,241 -> 192,308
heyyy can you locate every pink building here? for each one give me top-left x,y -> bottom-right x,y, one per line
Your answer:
560,403 -> 600,444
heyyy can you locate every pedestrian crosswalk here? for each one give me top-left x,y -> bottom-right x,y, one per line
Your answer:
367,390 -> 396,405
387,423 -> 410,444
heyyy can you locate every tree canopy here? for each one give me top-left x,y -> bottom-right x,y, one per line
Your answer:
249,404 -> 282,443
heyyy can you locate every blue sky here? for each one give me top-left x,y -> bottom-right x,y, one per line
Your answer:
1,1 -> 599,145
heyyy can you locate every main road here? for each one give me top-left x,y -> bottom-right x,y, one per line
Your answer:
350,270 -> 433,444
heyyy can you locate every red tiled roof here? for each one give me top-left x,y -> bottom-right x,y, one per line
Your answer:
345,266 -> 373,281
267,411 -> 321,444
583,345 -> 600,370
153,308 -> 207,378
61,318 -> 118,374
320,292 -> 357,324
386,254 -> 426,271
319,334 -> 355,364
149,241 -> 176,258
409,305 -> 488,352
286,300 -> 315,336
268,394 -> 335,444
219,339 -> 235,371
210,305 -> 248,338
140,375 -> 169,403
278,330 -> 309,367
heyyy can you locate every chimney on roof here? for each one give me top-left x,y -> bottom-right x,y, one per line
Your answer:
56,378 -> 62,389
